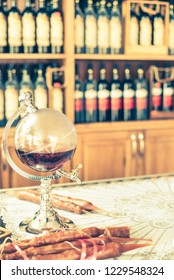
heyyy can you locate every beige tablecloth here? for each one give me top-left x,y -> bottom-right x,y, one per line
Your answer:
1,175 -> 174,260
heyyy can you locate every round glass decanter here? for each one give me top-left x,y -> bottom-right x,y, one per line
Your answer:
2,92 -> 81,234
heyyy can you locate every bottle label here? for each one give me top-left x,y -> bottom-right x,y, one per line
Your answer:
163,87 -> 173,108
110,17 -> 122,49
75,90 -> 83,99
85,16 -> 97,48
152,96 -> 162,108
111,89 -> 123,110
140,17 -> 152,46
111,98 -> 122,110
51,12 -> 63,47
98,16 -> 109,48
111,89 -> 122,98
123,89 -> 135,109
152,85 -> 162,96
22,13 -> 35,46
98,89 -> 110,99
129,17 -> 139,46
5,88 -> 18,119
98,89 -> 110,110
85,89 -> 97,111
169,20 -> 174,49
136,88 -> 148,98
75,90 -> 83,112
34,87 -> 47,108
0,89 -> 4,120
8,13 -> 22,46
163,87 -> 173,96
153,18 -> 164,46
52,87 -> 63,112
0,13 -> 7,46
36,14 -> 50,46
75,15 -> 84,48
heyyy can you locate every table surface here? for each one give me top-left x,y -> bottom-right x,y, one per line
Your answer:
1,174 -> 174,260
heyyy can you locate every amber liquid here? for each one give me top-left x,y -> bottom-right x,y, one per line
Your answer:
16,148 -> 76,172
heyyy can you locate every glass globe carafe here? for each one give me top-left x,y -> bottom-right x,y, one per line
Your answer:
2,92 -> 81,234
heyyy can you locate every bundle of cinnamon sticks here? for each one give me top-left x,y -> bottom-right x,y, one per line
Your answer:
16,189 -> 102,214
0,226 -> 151,260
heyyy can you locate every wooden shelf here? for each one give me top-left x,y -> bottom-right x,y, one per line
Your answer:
75,54 -> 174,61
0,53 -> 66,62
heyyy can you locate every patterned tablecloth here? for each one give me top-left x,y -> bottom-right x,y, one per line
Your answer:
1,175 -> 174,260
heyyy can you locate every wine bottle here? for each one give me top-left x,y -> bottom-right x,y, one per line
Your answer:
109,0 -> 122,54
135,67 -> 149,120
22,0 -> 36,53
52,64 -> 64,113
129,3 -> 139,46
36,0 -> 50,53
85,0 -> 97,54
50,0 -> 63,54
8,0 -> 22,53
123,66 -> 135,121
151,74 -> 163,111
0,68 -> 5,127
97,65 -> 110,122
110,65 -> 123,121
153,6 -> 164,46
20,65 -> 34,96
163,68 -> 174,111
139,4 -> 152,46
97,0 -> 110,54
34,65 -> 48,109
74,64 -> 84,123
84,65 -> 97,122
4,65 -> 19,126
0,0 -> 7,53
169,3 -> 174,55
74,0 -> 85,54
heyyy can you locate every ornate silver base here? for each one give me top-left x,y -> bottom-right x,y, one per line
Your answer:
19,210 -> 75,235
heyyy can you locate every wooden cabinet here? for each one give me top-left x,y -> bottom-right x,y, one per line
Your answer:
72,120 -> 174,181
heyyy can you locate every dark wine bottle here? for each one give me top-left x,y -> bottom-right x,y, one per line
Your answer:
74,0 -> 85,54
22,0 -> 36,53
36,0 -> 50,53
0,68 -> 5,127
129,3 -> 139,46
52,63 -> 64,113
74,64 -> 84,123
123,66 -> 135,121
151,74 -> 163,111
84,65 -> 97,123
97,0 -> 110,54
169,2 -> 174,55
4,65 -> 19,126
110,65 -> 123,121
0,0 -> 7,53
85,0 -> 97,54
97,65 -> 110,122
163,68 -> 174,111
153,6 -> 164,46
139,4 -> 152,46
50,0 -> 63,53
135,67 -> 149,120
8,0 -> 22,53
34,65 -> 48,108
20,65 -> 34,96
110,0 -> 122,54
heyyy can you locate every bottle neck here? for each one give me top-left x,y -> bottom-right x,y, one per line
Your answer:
125,69 -> 131,80
52,1 -> 59,9
39,0 -> 45,9
11,0 -> 17,8
25,0 -> 32,8
113,70 -> 119,80
100,70 -> 106,80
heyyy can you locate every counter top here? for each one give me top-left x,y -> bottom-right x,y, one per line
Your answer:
1,174 -> 174,260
